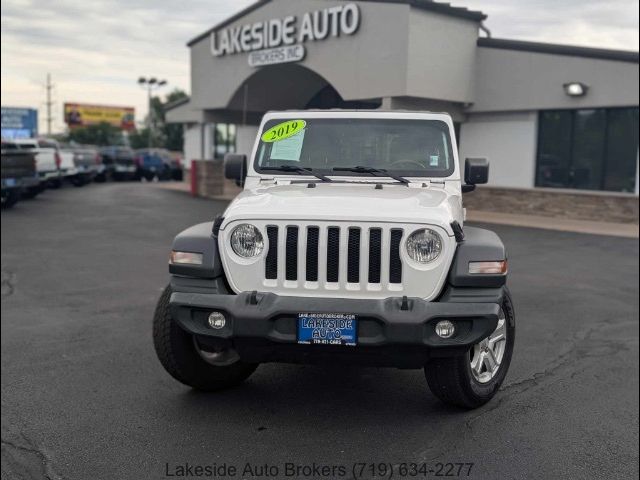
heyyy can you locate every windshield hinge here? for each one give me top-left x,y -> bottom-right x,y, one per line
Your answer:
410,180 -> 445,188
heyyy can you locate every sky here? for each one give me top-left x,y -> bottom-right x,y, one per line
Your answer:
1,0 -> 638,134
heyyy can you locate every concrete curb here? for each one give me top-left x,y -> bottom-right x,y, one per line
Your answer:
466,210 -> 639,238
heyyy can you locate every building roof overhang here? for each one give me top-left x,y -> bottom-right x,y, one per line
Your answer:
478,37 -> 639,64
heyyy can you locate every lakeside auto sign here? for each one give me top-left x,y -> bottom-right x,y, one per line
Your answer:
210,3 -> 360,67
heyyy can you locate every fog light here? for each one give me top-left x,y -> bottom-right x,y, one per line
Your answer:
435,320 -> 456,339
207,312 -> 226,329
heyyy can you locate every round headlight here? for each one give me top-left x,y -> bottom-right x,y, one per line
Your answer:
230,224 -> 264,258
406,229 -> 442,263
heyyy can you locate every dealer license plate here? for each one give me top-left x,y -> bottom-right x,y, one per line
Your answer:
297,313 -> 357,346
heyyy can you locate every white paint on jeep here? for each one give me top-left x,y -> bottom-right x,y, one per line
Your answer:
218,110 -> 465,301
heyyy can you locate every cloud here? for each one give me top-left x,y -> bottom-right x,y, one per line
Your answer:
1,0 -> 254,132
458,0 -> 639,49
1,0 -> 638,134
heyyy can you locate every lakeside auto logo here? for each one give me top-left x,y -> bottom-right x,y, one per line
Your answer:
210,3 -> 360,66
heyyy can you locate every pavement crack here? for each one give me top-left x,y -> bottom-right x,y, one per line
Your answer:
1,435 -> 62,480
1,270 -> 16,297
418,318 -> 628,464
464,318 -> 622,430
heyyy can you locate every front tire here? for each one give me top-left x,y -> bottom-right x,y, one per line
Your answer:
21,184 -> 45,199
1,189 -> 21,209
152,286 -> 258,391
48,178 -> 62,189
425,288 -> 515,409
71,177 -> 86,187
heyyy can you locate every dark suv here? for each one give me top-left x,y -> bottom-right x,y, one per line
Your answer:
97,146 -> 136,181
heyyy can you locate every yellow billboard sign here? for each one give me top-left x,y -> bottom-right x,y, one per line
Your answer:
64,103 -> 135,130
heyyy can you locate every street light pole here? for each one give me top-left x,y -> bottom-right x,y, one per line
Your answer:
137,77 -> 167,148
146,80 -> 152,148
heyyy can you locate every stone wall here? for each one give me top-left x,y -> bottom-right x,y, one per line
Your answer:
191,160 -> 242,199
465,186 -> 639,224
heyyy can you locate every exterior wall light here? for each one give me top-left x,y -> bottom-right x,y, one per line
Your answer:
563,82 -> 589,97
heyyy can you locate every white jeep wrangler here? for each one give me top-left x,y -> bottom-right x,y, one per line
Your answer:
153,111 -> 515,409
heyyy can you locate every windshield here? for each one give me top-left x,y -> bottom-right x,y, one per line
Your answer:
254,118 -> 455,177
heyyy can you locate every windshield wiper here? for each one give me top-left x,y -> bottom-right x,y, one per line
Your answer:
332,166 -> 410,185
261,165 -> 332,182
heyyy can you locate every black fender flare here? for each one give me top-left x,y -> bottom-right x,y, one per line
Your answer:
169,221 -> 223,278
448,226 -> 507,288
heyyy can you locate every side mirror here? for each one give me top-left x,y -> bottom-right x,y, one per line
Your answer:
463,158 -> 489,192
224,153 -> 247,187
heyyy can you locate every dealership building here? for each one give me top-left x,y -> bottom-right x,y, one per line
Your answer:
166,0 -> 639,220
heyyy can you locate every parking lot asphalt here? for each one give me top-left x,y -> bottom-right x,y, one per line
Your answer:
1,183 -> 638,480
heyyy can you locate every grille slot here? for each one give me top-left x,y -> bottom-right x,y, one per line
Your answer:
306,227 -> 319,281
368,228 -> 382,283
327,227 -> 340,282
389,229 -> 403,284
347,228 -> 361,283
265,226 -> 278,279
285,226 -> 298,281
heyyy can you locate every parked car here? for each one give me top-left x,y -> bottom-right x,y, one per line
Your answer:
133,148 -> 172,181
1,142 -> 40,208
153,111 -> 515,410
60,145 -> 101,186
38,138 -> 77,186
168,151 -> 184,181
1,139 -> 58,197
97,146 -> 136,181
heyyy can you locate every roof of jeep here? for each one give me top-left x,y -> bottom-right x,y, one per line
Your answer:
261,110 -> 454,121
264,109 -> 452,116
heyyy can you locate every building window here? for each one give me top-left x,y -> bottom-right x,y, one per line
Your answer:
212,123 -> 236,159
536,108 -> 639,193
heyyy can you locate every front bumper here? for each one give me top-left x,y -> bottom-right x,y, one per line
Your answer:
39,170 -> 61,181
170,291 -> 502,367
60,167 -> 79,177
1,176 -> 40,190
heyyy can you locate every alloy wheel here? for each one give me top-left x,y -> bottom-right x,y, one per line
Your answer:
470,307 -> 507,383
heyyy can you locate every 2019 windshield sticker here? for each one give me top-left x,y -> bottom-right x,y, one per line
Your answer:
261,120 -> 306,143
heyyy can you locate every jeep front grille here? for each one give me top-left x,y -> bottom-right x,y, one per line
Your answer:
264,224 -> 403,286
220,220 -> 454,300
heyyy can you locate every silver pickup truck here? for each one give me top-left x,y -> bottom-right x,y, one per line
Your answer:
60,145 -> 101,186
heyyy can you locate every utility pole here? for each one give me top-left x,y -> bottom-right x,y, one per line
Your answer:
45,73 -> 54,135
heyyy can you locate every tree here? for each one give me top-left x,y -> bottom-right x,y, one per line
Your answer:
67,122 -> 123,146
128,127 -> 150,149
133,88 -> 188,151
162,89 -> 188,151
162,89 -> 187,151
